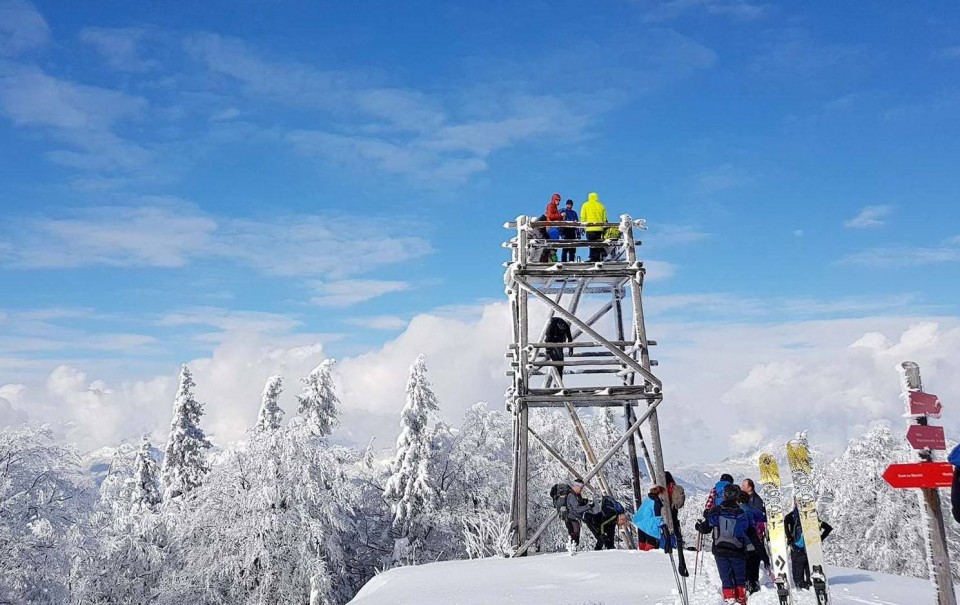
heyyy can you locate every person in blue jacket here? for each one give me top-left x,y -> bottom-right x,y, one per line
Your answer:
560,199 -> 580,262
696,483 -> 764,604
633,485 -> 674,551
949,443 -> 960,523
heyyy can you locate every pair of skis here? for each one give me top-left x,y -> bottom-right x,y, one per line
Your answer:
758,440 -> 830,605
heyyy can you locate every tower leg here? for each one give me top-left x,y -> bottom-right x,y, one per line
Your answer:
517,403 -> 529,550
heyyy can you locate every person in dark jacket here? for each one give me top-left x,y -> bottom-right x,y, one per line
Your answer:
584,497 -> 627,550
555,480 -> 593,548
737,490 -> 769,594
663,471 -> 686,548
560,199 -> 580,262
696,484 -> 764,604
544,317 -> 573,378
740,479 -> 766,592
784,505 -> 833,590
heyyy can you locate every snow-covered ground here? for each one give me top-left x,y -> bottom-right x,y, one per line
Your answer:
349,549 -> 943,605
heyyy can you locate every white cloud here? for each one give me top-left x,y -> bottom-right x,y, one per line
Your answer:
844,204 -> 893,229
0,67 -> 147,130
309,280 -> 410,307
158,307 -> 303,335
937,47 -> 960,60
1,203 -> 433,277
0,65 -> 152,172
344,315 -> 409,330
216,215 -> 432,278
78,27 -> 157,72
0,0 -> 50,56
210,107 -> 241,121
641,0 -> 766,22
4,296 -> 960,466
647,225 -> 710,247
643,260 -> 677,281
1,201 -> 216,268
840,246 -> 960,267
646,292 -> 919,319
185,31 -> 710,185
693,163 -> 750,195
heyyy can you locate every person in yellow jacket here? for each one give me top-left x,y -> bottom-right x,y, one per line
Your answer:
580,192 -> 608,262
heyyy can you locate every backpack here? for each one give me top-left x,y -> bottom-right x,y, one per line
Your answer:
600,496 -> 625,518
549,483 -> 571,512
712,507 -> 748,551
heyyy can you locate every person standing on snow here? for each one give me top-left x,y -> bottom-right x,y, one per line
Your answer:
551,480 -> 593,551
634,485 -> 672,551
584,496 -> 628,550
580,192 -> 608,262
949,443 -> 960,523
736,490 -> 769,594
663,471 -> 686,537
560,199 -> 580,262
740,479 -> 766,593
696,484 -> 764,605
784,504 -> 832,590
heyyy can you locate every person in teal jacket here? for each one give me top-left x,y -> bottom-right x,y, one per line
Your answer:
633,485 -> 669,550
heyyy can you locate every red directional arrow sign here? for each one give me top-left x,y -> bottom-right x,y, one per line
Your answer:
907,424 -> 946,450
909,391 -> 943,417
884,462 -> 954,489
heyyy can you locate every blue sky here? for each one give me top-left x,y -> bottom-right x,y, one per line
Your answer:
1,0 -> 959,456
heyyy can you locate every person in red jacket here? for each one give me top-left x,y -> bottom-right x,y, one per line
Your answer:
538,193 -> 564,262
545,193 -> 564,221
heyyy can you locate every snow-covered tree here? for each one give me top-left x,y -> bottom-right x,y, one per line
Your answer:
297,360 -> 339,438
98,442 -> 139,515
160,364 -> 212,500
384,354 -> 440,541
255,374 -> 284,432
822,423 -> 928,577
0,425 -> 93,603
167,425 -> 357,604
130,435 -> 162,511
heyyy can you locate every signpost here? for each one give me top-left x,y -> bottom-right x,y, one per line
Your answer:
883,462 -> 953,489
885,361 -> 956,605
906,425 -> 947,451
909,391 -> 943,418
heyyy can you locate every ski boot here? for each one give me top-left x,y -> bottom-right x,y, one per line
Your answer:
736,586 -> 748,604
723,588 -> 737,604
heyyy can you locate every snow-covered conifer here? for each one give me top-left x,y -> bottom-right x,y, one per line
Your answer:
130,435 -> 161,511
822,423 -> 928,578
160,364 -> 212,500
384,354 -> 440,537
255,374 -> 284,432
297,360 -> 339,438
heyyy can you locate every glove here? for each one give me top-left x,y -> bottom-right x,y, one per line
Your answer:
695,519 -> 710,535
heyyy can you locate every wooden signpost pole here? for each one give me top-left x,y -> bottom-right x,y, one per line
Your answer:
886,361 -> 957,605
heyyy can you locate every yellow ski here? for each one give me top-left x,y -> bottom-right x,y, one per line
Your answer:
759,454 -> 792,605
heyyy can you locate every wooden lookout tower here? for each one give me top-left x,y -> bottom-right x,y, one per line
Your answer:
502,213 -> 676,560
